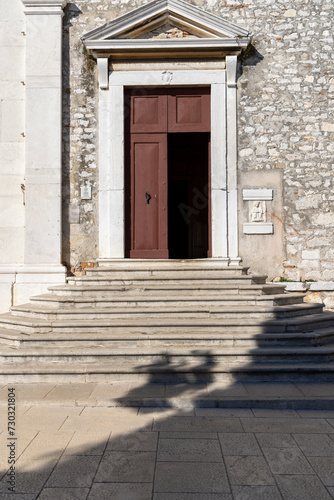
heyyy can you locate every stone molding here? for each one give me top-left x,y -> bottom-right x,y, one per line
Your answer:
97,58 -> 109,90
98,68 -> 240,262
21,0 -> 68,16
226,54 -> 238,88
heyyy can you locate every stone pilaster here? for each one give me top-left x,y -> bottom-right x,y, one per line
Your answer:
226,55 -> 241,265
17,0 -> 68,303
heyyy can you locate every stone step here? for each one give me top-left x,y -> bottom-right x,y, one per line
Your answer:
0,311 -> 333,334
85,266 -> 249,278
1,345 -> 333,365
9,302 -> 322,321
66,275 -> 269,287
29,292 -> 305,309
1,361 -> 334,384
96,259 -> 248,270
48,283 -> 287,297
0,329 -> 324,348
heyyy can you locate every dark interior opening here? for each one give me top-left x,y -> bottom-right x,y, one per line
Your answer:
168,133 -> 209,259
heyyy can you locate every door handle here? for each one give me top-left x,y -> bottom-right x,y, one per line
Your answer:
145,191 -> 152,204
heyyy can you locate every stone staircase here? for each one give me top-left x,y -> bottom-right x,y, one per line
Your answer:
0,259 -> 334,383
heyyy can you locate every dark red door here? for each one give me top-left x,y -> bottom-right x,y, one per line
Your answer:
130,134 -> 168,258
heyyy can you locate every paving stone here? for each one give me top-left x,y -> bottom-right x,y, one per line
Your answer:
0,430 -> 37,470
231,485 -> 282,500
297,410 -> 334,419
0,384 -> 55,403
296,383 -> 334,397
21,431 -> 74,461
88,383 -> 131,400
306,457 -> 334,486
206,382 -> 248,398
328,487 -> 334,497
224,456 -> 275,486
275,474 -> 333,500
195,409 -> 253,418
153,493 -> 232,499
261,447 -> 314,475
139,408 -> 194,417
218,433 -> 262,456
95,451 -> 156,483
292,433 -> 334,457
46,456 -> 100,488
44,384 -> 96,402
153,416 -> 243,433
64,431 -> 110,455
80,406 -> 139,417
241,417 -> 333,434
107,431 -> 158,452
0,459 -> 58,494
60,415 -> 152,433
157,438 -> 222,462
159,431 -> 217,439
38,488 -> 90,499
19,407 -> 82,432
0,495 -> 37,500
128,383 -> 166,397
244,383 -> 304,398
165,384 -> 207,398
255,432 -> 296,448
252,409 -> 298,418
88,482 -> 153,499
154,462 -> 230,493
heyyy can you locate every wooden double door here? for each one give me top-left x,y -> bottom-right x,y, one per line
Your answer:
125,88 -> 211,259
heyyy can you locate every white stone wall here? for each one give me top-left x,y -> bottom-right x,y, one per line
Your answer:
0,0 -> 25,311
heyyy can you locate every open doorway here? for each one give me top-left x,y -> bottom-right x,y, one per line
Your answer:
124,87 -> 211,259
168,133 -> 209,259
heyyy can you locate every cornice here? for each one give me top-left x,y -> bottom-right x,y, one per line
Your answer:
21,0 -> 68,15
86,38 -> 249,52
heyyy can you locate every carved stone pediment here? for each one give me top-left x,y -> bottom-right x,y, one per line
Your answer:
136,22 -> 199,40
82,0 -> 251,58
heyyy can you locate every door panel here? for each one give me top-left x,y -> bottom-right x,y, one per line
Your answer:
130,134 -> 168,258
168,88 -> 210,133
129,90 -> 168,134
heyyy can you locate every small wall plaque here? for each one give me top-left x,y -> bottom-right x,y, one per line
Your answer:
243,189 -> 273,201
243,222 -> 274,234
80,181 -> 92,200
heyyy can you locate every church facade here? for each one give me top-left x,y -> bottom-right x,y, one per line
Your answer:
0,0 -> 333,313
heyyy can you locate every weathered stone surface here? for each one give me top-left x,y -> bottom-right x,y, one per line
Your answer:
59,0 -> 334,280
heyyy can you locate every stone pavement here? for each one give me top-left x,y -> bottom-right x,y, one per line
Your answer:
0,382 -> 334,499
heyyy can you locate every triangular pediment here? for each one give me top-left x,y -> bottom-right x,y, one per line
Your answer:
82,0 -> 250,41
82,0 -> 251,57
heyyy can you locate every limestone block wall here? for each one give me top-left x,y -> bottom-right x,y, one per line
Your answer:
62,0 -> 333,281
0,0 -> 25,311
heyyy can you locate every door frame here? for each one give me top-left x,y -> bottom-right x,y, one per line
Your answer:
97,61 -> 240,265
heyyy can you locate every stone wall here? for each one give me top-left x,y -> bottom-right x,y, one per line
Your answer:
0,0 -> 25,311
62,0 -> 333,280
